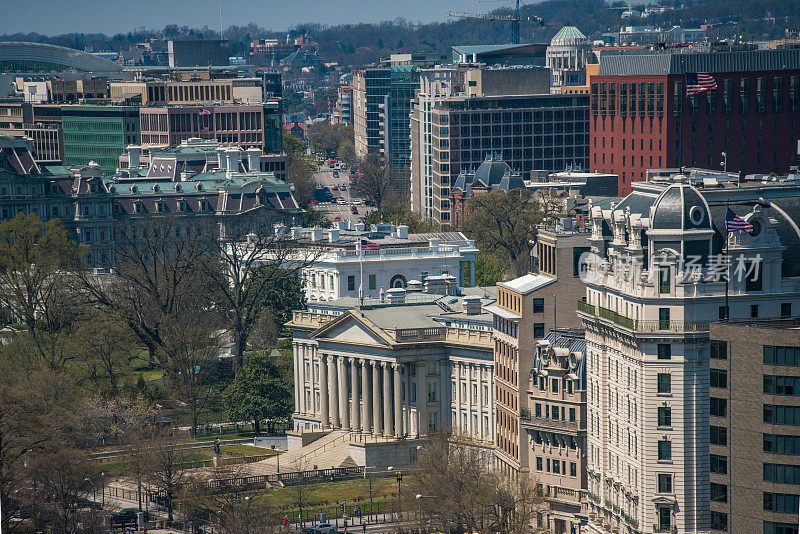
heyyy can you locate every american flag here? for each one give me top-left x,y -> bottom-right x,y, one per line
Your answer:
361,239 -> 380,251
686,73 -> 717,96
198,108 -> 212,116
725,208 -> 754,234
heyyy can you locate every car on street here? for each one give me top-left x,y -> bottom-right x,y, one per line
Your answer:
331,185 -> 339,191
335,197 -> 347,205
110,508 -> 149,526
339,185 -> 347,191
351,206 -> 358,214
309,522 -> 337,534
310,200 -> 317,205
364,199 -> 375,207
333,171 -> 339,178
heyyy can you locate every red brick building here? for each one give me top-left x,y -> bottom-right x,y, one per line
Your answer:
590,49 -> 800,195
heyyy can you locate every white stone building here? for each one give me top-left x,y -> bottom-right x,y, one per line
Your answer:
292,222 -> 478,302
578,175 -> 800,534
287,287 -> 496,447
546,26 -> 595,87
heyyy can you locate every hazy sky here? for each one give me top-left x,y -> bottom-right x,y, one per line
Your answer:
6,0 -> 479,36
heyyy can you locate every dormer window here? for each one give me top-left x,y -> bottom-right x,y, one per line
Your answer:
153,184 -> 160,193
133,202 -> 143,214
155,201 -> 165,213
658,265 -> 670,294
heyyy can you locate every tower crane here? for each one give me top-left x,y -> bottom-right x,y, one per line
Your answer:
447,0 -> 545,45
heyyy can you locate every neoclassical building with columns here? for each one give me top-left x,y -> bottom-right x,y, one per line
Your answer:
287,288 -> 496,444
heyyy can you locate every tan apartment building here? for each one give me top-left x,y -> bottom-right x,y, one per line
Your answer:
709,319 -> 800,534
488,225 -> 590,480
109,77 -> 262,105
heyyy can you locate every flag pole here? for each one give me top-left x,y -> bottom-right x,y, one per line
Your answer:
724,200 -> 729,320
358,239 -> 364,308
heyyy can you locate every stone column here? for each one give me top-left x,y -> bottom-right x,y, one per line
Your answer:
361,360 -> 371,434
372,361 -> 382,436
338,356 -> 350,430
293,343 -> 301,414
476,365 -> 483,440
328,355 -> 339,428
416,361 -> 425,437
320,354 -> 330,428
350,357 -> 360,431
299,344 -> 307,414
383,362 -> 393,437
393,363 -> 403,438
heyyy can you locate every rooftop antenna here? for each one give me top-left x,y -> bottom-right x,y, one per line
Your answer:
219,0 -> 224,40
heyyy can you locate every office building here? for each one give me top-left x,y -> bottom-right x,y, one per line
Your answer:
332,84 -> 353,126
489,225 -> 590,477
109,77 -> 263,106
709,319 -> 800,534
62,104 -> 140,172
578,171 -> 800,534
168,40 -> 229,68
288,285 -> 496,448
451,44 -> 547,66
589,48 -> 800,195
288,222 -> 478,302
411,65 -> 589,225
0,99 -> 64,164
138,101 -> 282,153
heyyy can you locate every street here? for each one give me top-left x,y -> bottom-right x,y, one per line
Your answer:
313,165 -> 372,224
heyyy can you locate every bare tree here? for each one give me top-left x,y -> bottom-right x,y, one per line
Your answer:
184,464 -> 280,534
145,428 -> 195,521
406,433 -> 543,534
201,213 -> 317,369
73,308 -> 137,393
81,217 -> 215,368
352,154 -> 397,209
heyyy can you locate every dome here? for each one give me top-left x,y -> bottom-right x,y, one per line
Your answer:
550,26 -> 588,47
650,184 -> 712,231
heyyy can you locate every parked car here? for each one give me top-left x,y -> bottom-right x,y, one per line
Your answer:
351,206 -> 358,214
110,509 -> 149,526
335,197 -> 348,205
333,171 -> 340,178
331,185 -> 339,191
339,185 -> 347,191
311,523 -> 337,534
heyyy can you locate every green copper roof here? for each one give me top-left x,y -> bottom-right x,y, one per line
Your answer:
550,26 -> 587,46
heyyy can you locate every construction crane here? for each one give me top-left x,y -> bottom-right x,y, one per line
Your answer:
447,0 -> 545,45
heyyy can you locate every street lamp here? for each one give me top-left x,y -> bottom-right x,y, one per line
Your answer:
272,444 -> 281,473
415,495 -> 435,534
721,151 -> 727,173
387,467 -> 402,534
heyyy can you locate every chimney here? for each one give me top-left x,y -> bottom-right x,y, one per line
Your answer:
274,222 -> 287,238
310,227 -> 323,241
396,224 -> 409,239
463,295 -> 482,315
225,147 -> 242,175
407,279 -> 423,292
216,147 -> 226,169
354,222 -> 365,231
246,147 -> 261,173
328,229 -> 339,242
127,145 -> 141,169
386,288 -> 406,305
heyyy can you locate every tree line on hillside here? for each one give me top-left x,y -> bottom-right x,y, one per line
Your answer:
4,0 -> 798,67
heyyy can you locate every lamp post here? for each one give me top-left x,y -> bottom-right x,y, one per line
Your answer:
272,444 -> 281,473
388,467 -> 402,534
721,151 -> 727,173
84,477 -> 97,534
415,495 -> 435,534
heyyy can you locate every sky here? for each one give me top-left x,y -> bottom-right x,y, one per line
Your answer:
5,0 -> 479,36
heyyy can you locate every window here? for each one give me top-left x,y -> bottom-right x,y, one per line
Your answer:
764,463 -> 800,484
569,408 -> 575,422
427,383 -> 436,401
535,403 -> 541,417
764,346 -> 800,366
552,379 -> 558,393
552,459 -> 560,474
782,303 -> 793,318
533,323 -> 545,338
658,308 -> 670,329
710,482 -> 727,502
657,473 -> 672,493
711,397 -> 727,417
573,246 -> 590,276
711,454 -> 727,474
764,375 -> 800,396
764,433 -> 800,455
711,425 -> 727,446
657,373 -> 672,394
718,305 -> 729,320
751,304 -> 760,318
764,404 -> 800,425
658,266 -> 670,293
710,511 -> 727,532
764,492 -> 800,513
711,369 -> 727,389
658,439 -> 672,460
536,456 -> 543,471
533,298 -> 544,313
658,507 -> 671,531
658,406 -> 672,427
711,340 -> 727,359
658,344 -> 672,360
764,522 -> 799,534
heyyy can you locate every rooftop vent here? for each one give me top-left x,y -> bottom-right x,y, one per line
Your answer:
386,287 -> 406,305
463,295 -> 482,315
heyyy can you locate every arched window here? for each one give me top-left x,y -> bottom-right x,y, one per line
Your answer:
390,274 -> 407,288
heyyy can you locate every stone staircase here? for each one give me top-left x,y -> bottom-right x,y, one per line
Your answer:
247,431 -> 358,475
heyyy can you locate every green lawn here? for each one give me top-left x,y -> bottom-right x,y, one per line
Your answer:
264,477 -> 397,516
220,444 -> 275,456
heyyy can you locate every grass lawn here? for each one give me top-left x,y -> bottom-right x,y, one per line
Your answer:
194,430 -> 257,441
263,477 -> 398,519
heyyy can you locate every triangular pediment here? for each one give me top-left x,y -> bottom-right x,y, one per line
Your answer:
313,313 -> 390,346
